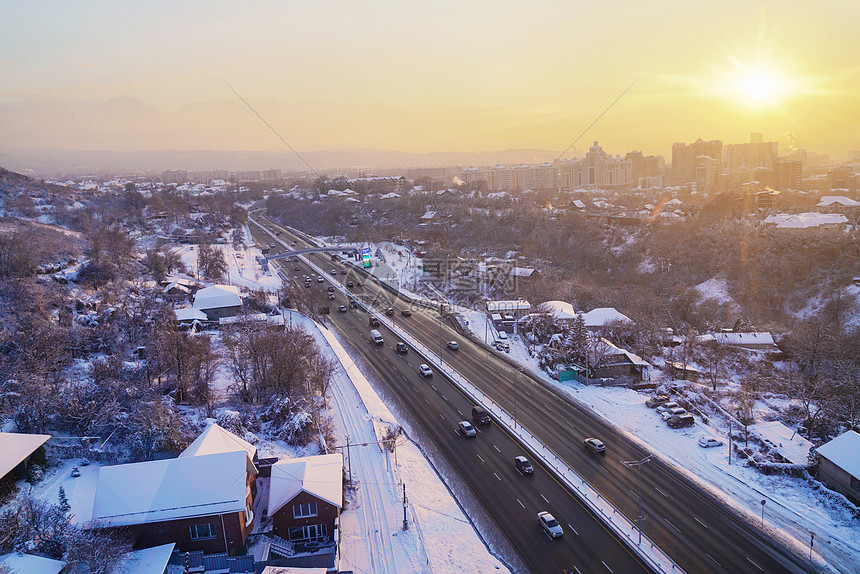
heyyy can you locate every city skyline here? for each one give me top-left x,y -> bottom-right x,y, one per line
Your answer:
2,1 -> 860,164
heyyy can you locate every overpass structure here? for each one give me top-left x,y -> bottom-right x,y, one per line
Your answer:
266,246 -> 358,261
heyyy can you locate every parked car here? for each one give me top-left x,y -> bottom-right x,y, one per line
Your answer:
538,511 -> 563,538
698,436 -> 723,448
668,414 -> 695,428
655,401 -> 679,414
472,406 -> 491,424
401,309 -> 412,317
584,437 -> 606,454
419,364 -> 432,377
646,395 -> 671,408
497,330 -> 508,340
514,456 -> 534,475
80,458 -> 90,466
494,340 -> 510,352
458,421 -> 476,437
70,466 -> 81,478
446,340 -> 459,350
661,407 -> 687,421
396,342 -> 408,354
338,305 -> 348,313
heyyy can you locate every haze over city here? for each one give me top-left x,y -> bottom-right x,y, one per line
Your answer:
2,0 -> 860,171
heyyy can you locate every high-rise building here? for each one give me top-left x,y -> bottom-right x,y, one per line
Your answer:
723,141 -> 779,171
773,159 -> 803,190
695,155 -> 720,192
672,139 -> 722,184
560,142 -> 632,191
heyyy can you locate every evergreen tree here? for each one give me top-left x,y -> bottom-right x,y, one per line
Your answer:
58,486 -> 70,514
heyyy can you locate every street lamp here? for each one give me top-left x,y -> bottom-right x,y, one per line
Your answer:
621,454 -> 652,544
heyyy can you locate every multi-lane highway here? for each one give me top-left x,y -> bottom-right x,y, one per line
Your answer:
250,214 -> 813,574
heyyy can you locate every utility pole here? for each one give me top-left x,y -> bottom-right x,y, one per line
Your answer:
345,435 -> 351,485
621,454 -> 652,544
728,419 -> 732,465
402,483 -> 409,531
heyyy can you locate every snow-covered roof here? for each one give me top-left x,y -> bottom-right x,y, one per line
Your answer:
747,421 -> 813,465
378,192 -> 401,200
261,568 -> 328,574
174,307 -> 208,322
268,453 -> 343,516
0,553 -> 66,574
163,280 -> 191,295
510,267 -> 535,278
370,263 -> 398,280
113,543 -> 175,574
92,450 -> 248,527
582,307 -> 632,328
180,423 -> 257,463
193,284 -> 242,310
817,195 -> 860,207
539,301 -> 577,321
420,211 -> 437,220
571,199 -> 586,209
816,430 -> 860,478
598,338 -> 650,367
763,212 -> 848,229
219,313 -> 284,326
0,432 -> 50,478
713,332 -> 775,347
486,300 -> 531,312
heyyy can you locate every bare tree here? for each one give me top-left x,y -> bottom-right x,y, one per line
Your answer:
196,243 -> 228,281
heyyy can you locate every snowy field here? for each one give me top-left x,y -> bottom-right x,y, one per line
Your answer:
458,307 -> 859,574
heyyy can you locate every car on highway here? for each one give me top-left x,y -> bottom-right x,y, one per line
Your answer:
418,364 -> 432,377
294,266 -> 301,271
304,282 -> 311,288
369,317 -> 380,326
584,437 -> 606,454
458,421 -> 476,437
538,511 -> 563,538
667,413 -> 695,428
646,394 -> 671,408
347,281 -> 354,288
386,307 -> 395,316
446,340 -> 459,350
338,305 -> 348,313
317,276 -> 324,283
327,293 -> 335,300
341,269 -> 347,274
350,299 -> 359,308
698,436 -> 723,448
514,456 -> 534,475
655,401 -> 680,414
327,286 -> 335,292
331,269 -> 337,275
396,342 -> 408,354
401,309 -> 412,317
660,407 -> 687,421
472,406 -> 491,424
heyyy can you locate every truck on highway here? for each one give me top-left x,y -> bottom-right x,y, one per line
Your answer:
370,329 -> 384,344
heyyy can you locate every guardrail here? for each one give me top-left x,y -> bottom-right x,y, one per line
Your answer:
253,215 -> 685,573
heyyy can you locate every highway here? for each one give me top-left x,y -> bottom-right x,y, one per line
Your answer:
251,214 -> 813,574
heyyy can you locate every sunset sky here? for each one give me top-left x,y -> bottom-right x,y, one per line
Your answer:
2,1 -> 859,161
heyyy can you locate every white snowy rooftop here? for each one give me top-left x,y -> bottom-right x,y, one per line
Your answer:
747,421 -> 813,465
193,284 -> 242,310
539,300 -> 577,321
763,212 -> 848,229
817,430 -> 860,478
268,453 -> 343,517
713,332 -> 775,346
582,307 -> 632,327
174,307 -> 208,322
0,553 -> 66,574
0,432 -> 50,478
817,195 -> 860,207
180,423 -> 257,464
486,300 -> 531,312
510,267 -> 535,278
92,450 -> 248,527
261,568 -> 328,574
113,543 -> 175,574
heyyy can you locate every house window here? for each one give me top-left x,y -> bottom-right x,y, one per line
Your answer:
245,504 -> 254,527
293,502 -> 318,519
189,522 -> 217,540
851,476 -> 860,492
288,523 -> 327,542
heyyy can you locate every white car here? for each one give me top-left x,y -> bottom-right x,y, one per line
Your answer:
661,407 -> 687,421
698,437 -> 724,448
538,511 -> 563,538
655,401 -> 679,414
446,341 -> 459,350
418,364 -> 432,377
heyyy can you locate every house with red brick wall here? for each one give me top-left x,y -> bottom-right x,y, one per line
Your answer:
268,453 -> 343,544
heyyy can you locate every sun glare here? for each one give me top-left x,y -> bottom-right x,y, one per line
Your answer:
739,71 -> 781,104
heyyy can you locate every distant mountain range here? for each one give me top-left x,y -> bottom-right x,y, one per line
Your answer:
0,147 -> 565,178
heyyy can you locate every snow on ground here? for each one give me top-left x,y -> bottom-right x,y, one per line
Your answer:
289,311 -> 511,574
30,458 -> 100,525
694,273 -> 739,308
457,308 -> 857,574
319,236 -> 426,292
173,238 -> 282,293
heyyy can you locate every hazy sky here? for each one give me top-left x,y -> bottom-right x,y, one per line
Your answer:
2,0 -> 859,160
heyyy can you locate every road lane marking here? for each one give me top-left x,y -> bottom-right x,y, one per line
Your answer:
602,561 -> 613,573
493,473 -> 501,481
441,394 -> 447,401
457,409 -> 463,416
476,454 -> 484,463
540,494 -> 549,504
493,444 -> 501,453
431,385 -> 437,391
572,567 -> 582,574
664,518 -> 681,534
694,517 -> 708,529
439,414 -> 445,420
746,557 -> 763,571
567,523 -> 579,535
517,499 -> 525,509
706,554 -> 721,568
655,487 -> 669,498
423,398 -> 430,405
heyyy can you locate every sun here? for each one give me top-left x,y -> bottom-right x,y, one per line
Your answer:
739,71 -> 781,103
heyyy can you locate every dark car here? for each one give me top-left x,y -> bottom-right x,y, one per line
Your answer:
347,281 -> 354,288
386,307 -> 395,316
396,342 -> 408,354
369,317 -> 380,326
401,309 -> 412,317
350,299 -> 359,308
327,293 -> 335,300
667,414 -> 695,428
327,286 -> 335,292
471,406 -> 491,424
515,456 -> 534,475
295,266 -> 301,271
584,437 -> 606,454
